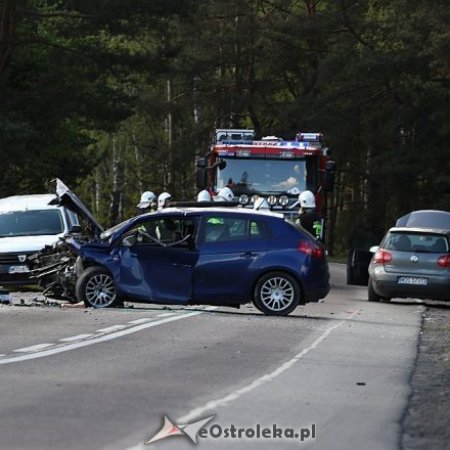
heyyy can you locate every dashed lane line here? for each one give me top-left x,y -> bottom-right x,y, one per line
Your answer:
0,310 -> 207,365
97,324 -> 128,333
127,318 -> 152,325
13,343 -> 55,353
59,334 -> 94,342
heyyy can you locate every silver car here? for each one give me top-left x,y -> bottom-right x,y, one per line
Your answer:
368,226 -> 450,302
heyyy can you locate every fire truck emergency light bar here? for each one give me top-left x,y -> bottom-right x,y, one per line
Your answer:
295,132 -> 323,142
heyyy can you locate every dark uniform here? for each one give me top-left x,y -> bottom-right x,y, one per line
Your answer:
297,210 -> 323,241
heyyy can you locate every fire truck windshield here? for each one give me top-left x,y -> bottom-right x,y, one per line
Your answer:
216,158 -> 307,195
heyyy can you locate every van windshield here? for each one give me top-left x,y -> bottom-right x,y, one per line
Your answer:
0,210 -> 64,237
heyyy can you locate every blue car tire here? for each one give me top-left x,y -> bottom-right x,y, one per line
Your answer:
253,271 -> 300,316
75,266 -> 120,308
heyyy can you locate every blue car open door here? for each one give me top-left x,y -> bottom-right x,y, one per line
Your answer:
117,216 -> 199,304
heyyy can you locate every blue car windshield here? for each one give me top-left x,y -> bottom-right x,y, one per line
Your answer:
100,218 -> 133,240
216,158 -> 306,195
0,210 -> 63,237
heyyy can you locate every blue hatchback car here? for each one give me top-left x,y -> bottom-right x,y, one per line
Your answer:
69,206 -> 329,315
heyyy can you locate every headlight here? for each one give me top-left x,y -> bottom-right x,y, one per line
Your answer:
239,194 -> 249,205
267,195 -> 277,206
279,195 -> 289,206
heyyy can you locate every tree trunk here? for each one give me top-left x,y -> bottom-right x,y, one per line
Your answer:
0,0 -> 16,73
109,135 -> 124,226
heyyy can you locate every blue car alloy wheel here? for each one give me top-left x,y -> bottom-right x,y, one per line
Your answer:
253,271 -> 300,316
75,266 -> 120,308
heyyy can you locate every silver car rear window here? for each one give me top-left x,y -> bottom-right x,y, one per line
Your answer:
383,232 -> 449,253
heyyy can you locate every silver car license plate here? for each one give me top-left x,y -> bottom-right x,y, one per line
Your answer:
397,276 -> 428,286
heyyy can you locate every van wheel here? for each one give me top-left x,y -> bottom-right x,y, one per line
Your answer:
75,266 -> 119,308
253,272 -> 300,316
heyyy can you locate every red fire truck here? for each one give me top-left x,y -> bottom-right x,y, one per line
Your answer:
196,129 -> 336,240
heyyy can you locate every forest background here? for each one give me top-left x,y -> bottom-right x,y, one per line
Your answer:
1,0 -> 449,255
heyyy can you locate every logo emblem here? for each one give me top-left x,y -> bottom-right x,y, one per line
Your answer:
410,255 -> 418,263
18,255 -> 27,263
146,415 -> 215,445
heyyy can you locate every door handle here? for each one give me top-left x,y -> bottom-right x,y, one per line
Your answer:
241,251 -> 256,258
173,263 -> 192,269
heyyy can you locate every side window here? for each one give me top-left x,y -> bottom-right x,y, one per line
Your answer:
204,217 -> 228,243
122,218 -> 196,248
203,216 -> 267,243
249,220 -> 267,239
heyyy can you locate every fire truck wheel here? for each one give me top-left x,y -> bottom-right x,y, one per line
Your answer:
253,272 -> 300,316
75,266 -> 120,308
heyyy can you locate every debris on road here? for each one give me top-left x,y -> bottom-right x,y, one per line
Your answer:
0,287 -> 12,304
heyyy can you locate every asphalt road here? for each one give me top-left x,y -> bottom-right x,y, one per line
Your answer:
0,264 -> 425,450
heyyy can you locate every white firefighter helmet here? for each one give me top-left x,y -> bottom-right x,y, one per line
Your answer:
215,186 -> 234,202
158,192 -> 172,209
137,191 -> 156,209
299,190 -> 316,209
197,190 -> 212,202
253,197 -> 270,210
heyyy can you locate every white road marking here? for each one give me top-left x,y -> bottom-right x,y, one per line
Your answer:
156,312 -> 176,317
127,318 -> 152,324
124,309 -> 359,450
0,310 -> 205,365
177,309 -> 359,423
97,325 -> 128,333
13,343 -> 55,353
59,334 -> 93,342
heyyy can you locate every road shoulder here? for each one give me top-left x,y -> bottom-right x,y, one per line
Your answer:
402,306 -> 450,450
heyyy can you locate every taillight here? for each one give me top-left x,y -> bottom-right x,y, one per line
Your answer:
372,249 -> 392,264
437,254 -> 450,268
298,240 -> 324,259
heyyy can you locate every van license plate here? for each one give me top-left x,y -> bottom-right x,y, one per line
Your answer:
397,276 -> 428,286
9,266 -> 30,274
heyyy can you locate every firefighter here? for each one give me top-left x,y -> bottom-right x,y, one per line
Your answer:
296,190 -> 322,241
157,192 -> 173,210
137,191 -> 157,214
214,186 -> 234,202
197,189 -> 212,202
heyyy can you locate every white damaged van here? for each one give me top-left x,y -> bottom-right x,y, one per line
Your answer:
0,194 -> 80,285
